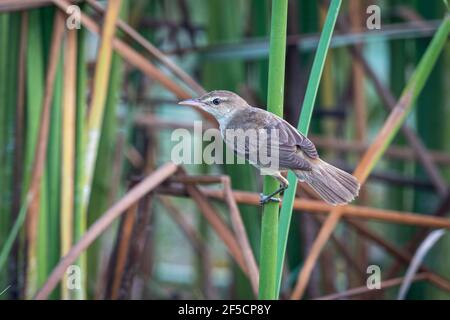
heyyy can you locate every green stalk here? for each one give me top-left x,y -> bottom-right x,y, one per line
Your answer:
76,0 -> 122,299
258,0 -> 288,300
46,40 -> 63,300
87,49 -> 123,298
24,11 -> 45,298
275,0 -> 341,296
74,2 -> 87,300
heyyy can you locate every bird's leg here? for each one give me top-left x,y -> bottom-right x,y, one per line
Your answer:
259,173 -> 289,205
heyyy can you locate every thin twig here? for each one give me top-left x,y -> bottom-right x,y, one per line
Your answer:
176,174 -> 260,292
345,218 -> 450,293
85,0 -> 206,95
182,174 -> 260,296
110,198 -> 138,299
386,190 -> 450,279
338,16 -> 447,196
222,176 -> 259,297
159,183 -> 450,229
34,163 -> 178,300
181,180 -> 248,275
119,194 -> 155,299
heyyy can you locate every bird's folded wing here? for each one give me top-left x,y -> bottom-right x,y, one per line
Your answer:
223,109 -> 317,170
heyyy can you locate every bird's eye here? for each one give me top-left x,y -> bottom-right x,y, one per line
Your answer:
212,98 -> 220,105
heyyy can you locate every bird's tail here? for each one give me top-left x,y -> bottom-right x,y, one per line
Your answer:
294,159 -> 360,206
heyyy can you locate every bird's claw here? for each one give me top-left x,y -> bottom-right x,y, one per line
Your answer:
259,193 -> 281,205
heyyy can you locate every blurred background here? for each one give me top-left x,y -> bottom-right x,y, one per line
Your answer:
0,0 -> 449,300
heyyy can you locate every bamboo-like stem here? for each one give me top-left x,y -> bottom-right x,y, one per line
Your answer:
291,15 -> 450,300
60,28 -> 77,299
76,0 -> 122,299
223,177 -> 259,297
170,173 -> 260,296
276,0 -> 341,297
259,0 -> 288,300
87,2 -> 125,297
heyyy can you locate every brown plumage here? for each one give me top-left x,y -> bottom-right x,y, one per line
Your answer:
179,90 -> 360,205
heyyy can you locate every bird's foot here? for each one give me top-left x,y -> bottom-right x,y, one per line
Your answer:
259,193 -> 281,205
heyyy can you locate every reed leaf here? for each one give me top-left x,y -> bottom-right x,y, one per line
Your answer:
76,0 -> 122,299
60,28 -> 77,299
259,0 -> 288,300
275,0 -> 341,297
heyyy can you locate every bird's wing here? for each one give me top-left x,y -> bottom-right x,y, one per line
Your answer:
277,117 -> 318,159
223,108 -> 317,171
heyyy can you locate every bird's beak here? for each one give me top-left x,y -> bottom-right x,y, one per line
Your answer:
178,98 -> 203,108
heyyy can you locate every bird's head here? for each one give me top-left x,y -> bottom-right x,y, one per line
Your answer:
179,90 -> 249,120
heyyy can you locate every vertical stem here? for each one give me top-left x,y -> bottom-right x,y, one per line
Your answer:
259,0 -> 288,300
349,0 -> 368,288
275,0 -> 341,296
61,28 -> 77,299
76,0 -> 122,299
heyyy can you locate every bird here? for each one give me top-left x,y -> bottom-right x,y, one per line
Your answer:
179,90 -> 360,206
